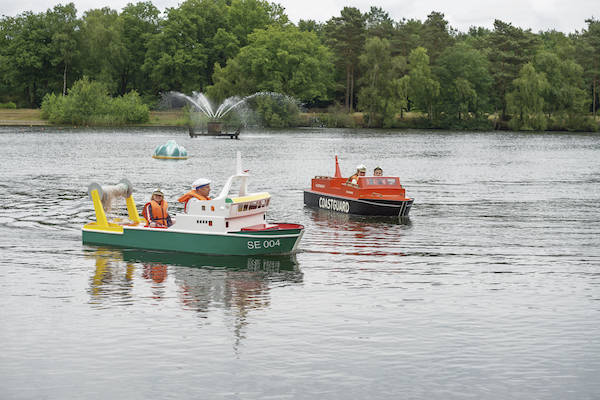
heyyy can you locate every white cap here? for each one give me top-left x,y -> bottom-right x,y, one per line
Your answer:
192,178 -> 211,189
356,164 -> 366,172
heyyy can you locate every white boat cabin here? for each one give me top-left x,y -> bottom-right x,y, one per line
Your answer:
173,153 -> 272,233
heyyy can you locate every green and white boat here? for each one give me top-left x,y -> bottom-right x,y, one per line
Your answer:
82,154 -> 304,255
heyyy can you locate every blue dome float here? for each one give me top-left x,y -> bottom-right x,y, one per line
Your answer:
152,140 -> 188,160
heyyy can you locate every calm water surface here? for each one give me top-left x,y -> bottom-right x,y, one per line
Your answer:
1,127 -> 599,399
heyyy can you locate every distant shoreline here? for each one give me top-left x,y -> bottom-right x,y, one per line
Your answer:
1,109 -> 598,132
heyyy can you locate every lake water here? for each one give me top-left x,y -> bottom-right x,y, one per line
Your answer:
1,127 -> 599,399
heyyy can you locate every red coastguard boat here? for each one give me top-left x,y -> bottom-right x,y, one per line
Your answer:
303,156 -> 414,217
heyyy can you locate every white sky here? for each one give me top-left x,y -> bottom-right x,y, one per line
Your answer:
1,0 -> 598,33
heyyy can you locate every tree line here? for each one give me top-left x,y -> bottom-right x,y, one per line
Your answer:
1,1 -> 599,130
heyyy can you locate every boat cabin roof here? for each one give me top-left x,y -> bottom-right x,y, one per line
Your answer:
314,176 -> 402,188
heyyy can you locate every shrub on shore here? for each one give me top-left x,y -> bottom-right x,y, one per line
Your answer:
41,77 -> 149,125
0,102 -> 17,109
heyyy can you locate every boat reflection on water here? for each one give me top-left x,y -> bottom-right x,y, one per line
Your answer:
307,208 -> 412,228
304,209 -> 410,257
86,247 -> 302,308
117,248 -> 301,272
87,247 -> 302,348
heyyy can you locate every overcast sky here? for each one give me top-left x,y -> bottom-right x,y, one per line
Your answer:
1,0 -> 598,33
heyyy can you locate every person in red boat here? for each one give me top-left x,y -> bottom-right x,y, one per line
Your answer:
178,178 -> 212,213
373,166 -> 383,176
143,189 -> 173,228
347,164 -> 366,184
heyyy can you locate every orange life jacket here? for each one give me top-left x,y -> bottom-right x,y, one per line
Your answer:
178,190 -> 210,213
347,173 -> 359,184
142,200 -> 169,227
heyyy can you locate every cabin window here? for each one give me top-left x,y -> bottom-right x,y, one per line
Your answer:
226,221 -> 229,228
243,204 -> 249,211
249,201 -> 258,210
202,205 -> 206,211
366,178 -> 396,186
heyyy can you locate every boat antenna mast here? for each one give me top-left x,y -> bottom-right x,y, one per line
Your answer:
217,151 -> 249,199
334,155 -> 342,178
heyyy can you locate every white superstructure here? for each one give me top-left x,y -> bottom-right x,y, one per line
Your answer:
173,153 -> 272,233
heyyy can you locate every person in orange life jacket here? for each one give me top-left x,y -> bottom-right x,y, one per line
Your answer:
347,164 -> 366,184
143,189 -> 173,228
373,166 -> 383,176
178,178 -> 211,213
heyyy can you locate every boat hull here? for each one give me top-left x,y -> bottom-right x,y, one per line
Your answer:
82,225 -> 304,256
304,190 -> 413,217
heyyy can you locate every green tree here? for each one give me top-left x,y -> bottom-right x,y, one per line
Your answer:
357,37 -> 406,127
46,3 -> 79,96
142,0 -> 286,94
142,0 -> 215,93
488,20 -> 540,119
437,42 -> 492,120
0,11 -> 54,106
297,19 -> 323,37
392,18 -> 422,58
452,78 -> 477,120
206,25 -> 334,103
79,7 -> 126,94
578,18 -> 600,117
458,26 -> 491,51
227,0 -> 288,47
365,7 -> 395,41
539,30 -> 577,59
118,2 -> 160,95
407,47 -> 440,120
324,7 -> 366,111
420,11 -> 455,64
0,5 -> 82,106
534,50 -> 587,118
506,62 -> 549,130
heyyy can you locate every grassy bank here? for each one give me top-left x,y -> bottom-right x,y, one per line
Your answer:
0,109 -> 187,127
0,109 -> 48,126
144,110 -> 187,126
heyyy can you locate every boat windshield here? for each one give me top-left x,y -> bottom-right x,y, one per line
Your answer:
364,177 -> 399,186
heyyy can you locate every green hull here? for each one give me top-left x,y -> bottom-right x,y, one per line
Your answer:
82,226 -> 303,256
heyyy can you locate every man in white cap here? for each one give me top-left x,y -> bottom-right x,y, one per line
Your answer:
178,178 -> 212,213
347,164 -> 367,184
